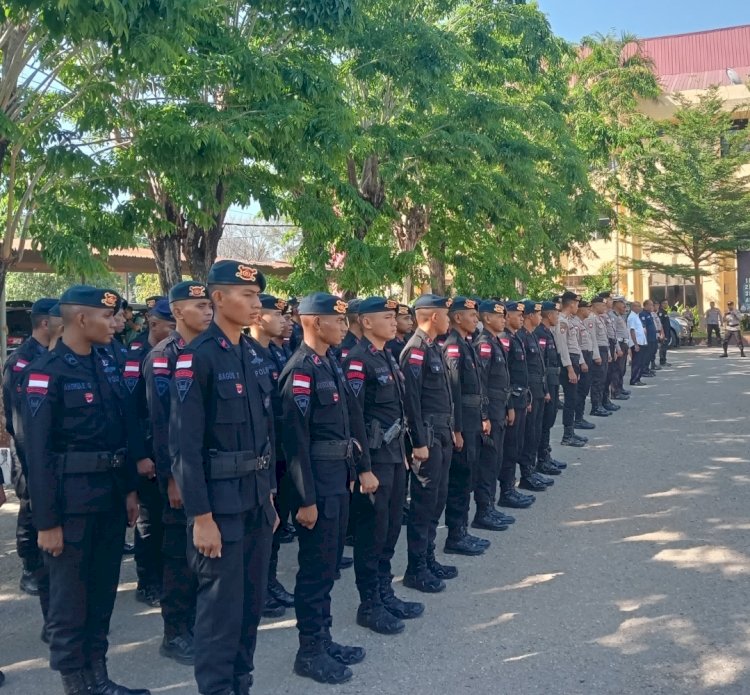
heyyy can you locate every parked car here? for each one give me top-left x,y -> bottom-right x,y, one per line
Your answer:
668,315 -> 689,347
6,301 -> 32,354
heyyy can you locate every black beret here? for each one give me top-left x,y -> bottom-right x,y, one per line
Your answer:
413,294 -> 452,310
358,297 -> 399,315
591,295 -> 605,304
578,299 -> 591,308
145,295 -> 165,309
31,298 -> 58,316
169,281 -> 209,302
60,285 -> 121,311
397,303 -> 412,316
347,298 -> 362,314
522,300 -> 542,315
287,296 -> 299,308
448,296 -> 479,313
259,293 -> 288,312
298,292 -> 348,316
48,303 -> 61,318
541,300 -> 560,311
207,260 -> 266,291
151,299 -> 175,322
599,291 -> 611,299
478,300 -> 505,315
504,300 -> 525,313
562,291 -> 582,302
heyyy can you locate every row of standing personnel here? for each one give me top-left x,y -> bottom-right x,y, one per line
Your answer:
2,267 -> 649,695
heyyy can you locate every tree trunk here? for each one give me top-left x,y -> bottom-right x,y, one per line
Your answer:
694,264 -> 704,315
148,232 -> 183,293
184,182 -> 226,282
427,248 -> 446,295
392,202 -> 431,301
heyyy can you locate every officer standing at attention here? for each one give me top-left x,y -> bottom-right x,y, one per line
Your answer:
627,301 -> 648,386
129,299 -> 176,608
247,294 -> 295,617
557,292 -> 587,447
279,293 -> 373,685
343,297 -> 424,635
2,297 -> 56,604
639,300 -> 658,377
609,298 -> 630,401
657,299 -> 673,366
47,303 -> 65,349
443,297 -> 497,551
336,298 -> 362,361
172,261 -> 278,695
474,301 -> 520,521
535,300 -> 568,472
498,301 -> 537,508
386,304 -> 414,362
589,297 -> 615,417
516,301 -> 555,492
287,298 -> 303,353
572,300 -> 596,429
21,286 -> 150,695
705,301 -> 722,347
721,301 -> 746,357
0,467 -> 6,687
144,281 -> 213,665
399,295 -> 457,592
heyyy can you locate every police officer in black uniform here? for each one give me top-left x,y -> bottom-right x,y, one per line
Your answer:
498,301 -> 537,510
386,304 -> 414,362
443,297 -> 498,553
474,301 -> 518,526
343,297 -> 424,636
247,294 -> 295,617
21,285 -> 150,695
128,299 -> 176,608
335,298 -> 362,362
400,294 -> 457,592
535,301 -> 568,471
287,298 -> 303,353
279,292 -> 372,685
172,261 -> 277,695
144,281 -> 213,665
2,297 -> 56,605
517,301 -> 555,492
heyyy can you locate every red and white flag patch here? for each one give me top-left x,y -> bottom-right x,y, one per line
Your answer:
27,373 -> 50,394
408,349 -> 425,364
152,357 -> 169,373
124,361 -> 140,377
479,343 -> 492,358
13,359 -> 29,372
499,337 -> 511,351
446,345 -> 460,359
292,372 -> 312,395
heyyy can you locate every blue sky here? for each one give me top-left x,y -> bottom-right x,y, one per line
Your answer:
536,0 -> 749,42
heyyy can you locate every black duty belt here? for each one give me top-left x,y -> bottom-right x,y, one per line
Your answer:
63,450 -> 125,475
207,450 -> 271,480
425,413 -> 453,429
310,439 -> 354,461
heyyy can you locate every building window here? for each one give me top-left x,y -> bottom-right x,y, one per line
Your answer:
648,273 -> 697,307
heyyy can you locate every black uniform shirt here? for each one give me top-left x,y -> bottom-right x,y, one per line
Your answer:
385,335 -> 407,363
443,328 -> 486,433
535,324 -> 560,388
279,342 -> 371,508
519,326 -> 547,399
399,328 -> 453,448
20,340 -> 142,530
171,322 -> 275,541
500,329 -> 529,408
474,328 -> 510,422
335,331 -> 359,362
343,337 -> 405,465
3,335 -> 47,442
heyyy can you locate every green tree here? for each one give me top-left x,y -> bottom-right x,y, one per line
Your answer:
581,261 -> 615,300
620,90 -> 750,312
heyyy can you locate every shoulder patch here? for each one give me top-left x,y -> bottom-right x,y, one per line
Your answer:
408,349 -> 425,364
499,337 -> 511,351
26,372 -> 50,417
13,359 -> 29,372
445,344 -> 460,359
174,355 -> 194,402
292,372 -> 312,395
479,343 -> 492,359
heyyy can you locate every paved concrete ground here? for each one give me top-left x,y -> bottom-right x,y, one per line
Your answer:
1,347 -> 750,694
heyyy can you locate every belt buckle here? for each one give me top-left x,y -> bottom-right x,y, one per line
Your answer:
110,454 -> 124,470
258,454 -> 270,471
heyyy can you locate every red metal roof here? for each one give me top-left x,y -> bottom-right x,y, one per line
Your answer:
637,24 -> 750,92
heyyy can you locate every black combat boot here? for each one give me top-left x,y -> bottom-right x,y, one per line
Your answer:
323,637 -> 366,666
261,593 -> 286,618
403,554 -> 446,592
85,659 -> 151,695
471,507 -> 508,531
294,636 -> 352,685
498,488 -> 534,508
519,474 -> 547,492
561,426 -> 584,447
590,406 -> 611,417
267,577 -> 294,608
426,547 -> 458,580
464,528 -> 491,549
356,595 -> 405,635
574,418 -> 596,429
379,576 -> 425,619
159,633 -> 194,665
537,458 -> 562,475
19,567 -> 40,596
61,671 -> 89,695
444,527 -> 484,556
